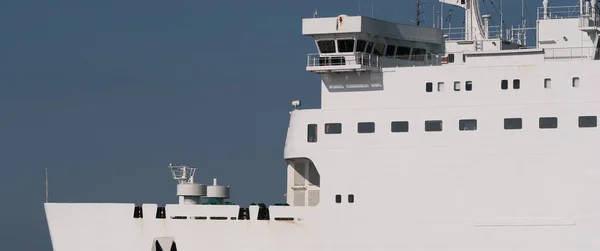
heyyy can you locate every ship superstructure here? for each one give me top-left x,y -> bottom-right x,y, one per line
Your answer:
45,1 -> 600,250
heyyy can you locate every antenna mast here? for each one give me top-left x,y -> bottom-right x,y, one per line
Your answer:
45,168 -> 49,203
416,0 -> 425,26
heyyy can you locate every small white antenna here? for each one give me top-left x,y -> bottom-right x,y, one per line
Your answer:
372,0 -> 374,17
358,0 -> 361,15
45,168 -> 49,203
313,8 -> 318,18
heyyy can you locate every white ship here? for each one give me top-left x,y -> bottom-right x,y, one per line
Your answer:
45,0 -> 600,250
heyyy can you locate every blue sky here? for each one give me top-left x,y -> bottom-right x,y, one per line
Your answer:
0,0 -> 576,249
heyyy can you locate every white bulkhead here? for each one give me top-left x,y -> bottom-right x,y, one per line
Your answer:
45,1 -> 600,251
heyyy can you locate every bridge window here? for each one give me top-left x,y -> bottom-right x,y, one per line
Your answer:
412,48 -> 426,61
385,45 -> 396,57
373,43 -> 385,56
337,39 -> 355,53
307,124 -> 317,142
356,40 -> 367,52
539,117 -> 558,129
358,122 -> 375,133
391,121 -> 409,132
504,118 -> 522,130
317,40 -> 335,53
426,82 -> 433,92
365,42 -> 374,54
513,79 -> 521,89
459,119 -> 477,131
425,120 -> 443,132
579,116 -> 597,128
325,123 -> 342,134
396,46 -> 411,59
501,79 -> 508,90
572,77 -> 580,87
466,81 -> 473,91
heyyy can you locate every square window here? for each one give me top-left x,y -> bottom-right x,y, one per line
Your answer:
391,121 -> 409,132
454,81 -> 461,91
335,194 -> 342,203
426,82 -> 433,92
307,124 -> 317,142
465,81 -> 473,91
579,116 -> 597,128
513,79 -> 520,89
573,77 -> 580,87
459,119 -> 477,131
358,122 -> 375,133
504,118 -> 522,130
437,82 -> 445,92
348,194 -> 355,203
425,120 -> 443,132
501,80 -> 508,90
325,123 -> 342,134
539,117 -> 558,129
544,78 -> 552,89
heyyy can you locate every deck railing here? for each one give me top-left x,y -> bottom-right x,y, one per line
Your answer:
544,47 -> 598,60
306,53 -> 381,69
442,26 -> 502,41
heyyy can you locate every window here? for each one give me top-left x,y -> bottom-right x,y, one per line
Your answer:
539,117 -> 558,129
365,42 -> 374,53
501,80 -> 508,90
335,194 -> 342,203
396,46 -> 411,59
426,82 -> 433,92
504,118 -> 522,130
356,40 -> 367,52
317,40 -> 335,53
385,45 -> 396,57
454,81 -> 461,91
372,43 -> 385,56
412,48 -> 426,61
579,116 -> 597,128
437,82 -> 445,92
425,120 -> 443,132
573,77 -> 580,88
513,79 -> 521,89
465,81 -> 473,91
391,121 -> 409,132
307,124 -> 317,142
325,123 -> 342,134
348,194 -> 355,203
544,78 -> 552,89
448,53 -> 455,63
337,39 -> 355,53
459,119 -> 477,131
358,122 -> 375,133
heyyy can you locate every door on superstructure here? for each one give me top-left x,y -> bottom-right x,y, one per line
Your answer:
288,159 -> 320,206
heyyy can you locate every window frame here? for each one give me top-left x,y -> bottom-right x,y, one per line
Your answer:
425,120 -> 443,132
357,122 -> 375,134
504,118 -> 523,130
579,116 -> 597,128
501,79 -> 508,90
539,117 -> 558,129
391,121 -> 409,133
459,119 -> 478,131
324,123 -> 342,134
307,124 -> 318,142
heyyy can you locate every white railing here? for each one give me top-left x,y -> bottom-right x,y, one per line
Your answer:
442,26 -> 502,41
544,47 -> 598,60
538,5 -> 584,20
306,53 -> 381,69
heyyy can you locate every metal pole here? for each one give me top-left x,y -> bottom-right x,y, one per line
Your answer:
45,168 -> 49,203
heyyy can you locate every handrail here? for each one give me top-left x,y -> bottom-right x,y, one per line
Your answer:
544,47 -> 598,60
306,53 -> 381,69
442,26 -> 502,41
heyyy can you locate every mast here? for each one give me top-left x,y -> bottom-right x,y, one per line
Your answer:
416,0 -> 424,26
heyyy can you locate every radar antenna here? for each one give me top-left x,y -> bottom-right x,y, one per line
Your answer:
169,163 -> 197,184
